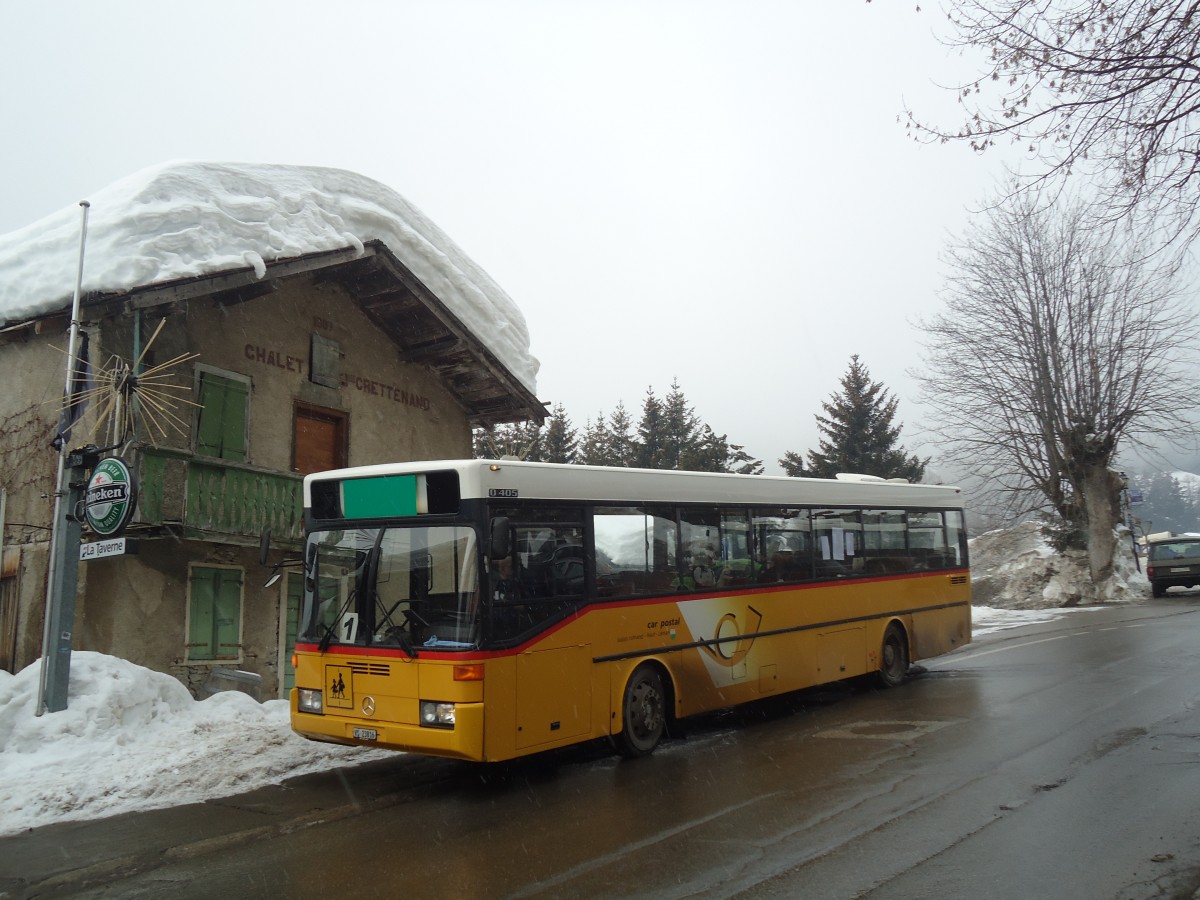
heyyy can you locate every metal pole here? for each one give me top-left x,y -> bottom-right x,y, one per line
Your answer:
1,485 -> 7,596
0,488 -> 7,671
36,200 -> 90,716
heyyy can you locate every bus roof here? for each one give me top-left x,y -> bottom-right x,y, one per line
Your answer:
304,459 -> 964,511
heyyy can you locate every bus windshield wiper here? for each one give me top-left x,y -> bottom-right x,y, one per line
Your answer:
317,589 -> 357,653
394,628 -> 417,659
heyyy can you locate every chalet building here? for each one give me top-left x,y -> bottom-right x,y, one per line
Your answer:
0,162 -> 543,697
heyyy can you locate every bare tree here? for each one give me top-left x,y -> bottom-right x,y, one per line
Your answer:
908,0 -> 1200,244
915,193 -> 1199,586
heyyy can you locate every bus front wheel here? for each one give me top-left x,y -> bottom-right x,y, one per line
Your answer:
878,624 -> 909,688
615,664 -> 666,758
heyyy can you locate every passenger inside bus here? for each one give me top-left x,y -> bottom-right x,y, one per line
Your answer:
491,555 -> 522,604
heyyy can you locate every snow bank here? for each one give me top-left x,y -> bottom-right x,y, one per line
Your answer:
0,160 -> 538,393
0,652 -> 389,836
970,521 -> 1147,608
970,605 -> 1104,635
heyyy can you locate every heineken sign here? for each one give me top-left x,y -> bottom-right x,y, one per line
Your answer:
85,457 -> 138,537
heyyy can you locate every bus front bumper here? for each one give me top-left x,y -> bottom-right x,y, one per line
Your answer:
291,703 -> 485,762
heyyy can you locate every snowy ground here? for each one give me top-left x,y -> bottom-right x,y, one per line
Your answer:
0,527 -> 1152,838
0,652 -> 393,837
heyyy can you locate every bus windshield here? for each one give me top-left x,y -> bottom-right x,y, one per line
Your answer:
299,524 -> 480,651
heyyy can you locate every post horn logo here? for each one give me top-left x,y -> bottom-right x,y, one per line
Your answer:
700,605 -> 764,667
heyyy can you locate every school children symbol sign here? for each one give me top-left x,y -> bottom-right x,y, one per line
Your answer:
84,456 -> 138,537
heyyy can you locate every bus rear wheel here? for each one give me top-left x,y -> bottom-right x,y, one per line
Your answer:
878,624 -> 909,688
615,664 -> 666,758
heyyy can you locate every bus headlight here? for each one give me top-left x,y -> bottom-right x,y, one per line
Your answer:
419,700 -> 455,728
298,688 -> 324,714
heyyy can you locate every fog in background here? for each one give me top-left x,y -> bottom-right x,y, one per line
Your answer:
2,1 -> 1194,476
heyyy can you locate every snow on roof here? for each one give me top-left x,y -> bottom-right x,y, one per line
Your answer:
0,161 -> 539,393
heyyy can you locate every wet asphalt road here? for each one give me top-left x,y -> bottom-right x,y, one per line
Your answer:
4,597 -> 1200,900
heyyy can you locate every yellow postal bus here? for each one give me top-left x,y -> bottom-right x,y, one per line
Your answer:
291,460 -> 970,761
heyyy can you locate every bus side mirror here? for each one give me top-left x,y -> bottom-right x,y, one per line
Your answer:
490,517 -> 512,559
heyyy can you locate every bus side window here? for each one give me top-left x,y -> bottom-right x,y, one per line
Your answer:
680,508 -> 720,591
908,511 -> 948,569
862,509 -> 908,574
813,509 -> 859,579
718,509 -> 752,586
593,506 -> 678,597
753,508 -> 812,583
487,505 -> 585,643
945,510 -> 968,567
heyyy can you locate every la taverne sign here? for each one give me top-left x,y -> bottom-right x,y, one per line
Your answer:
80,537 -> 127,560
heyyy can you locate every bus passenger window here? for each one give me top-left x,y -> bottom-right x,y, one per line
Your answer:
861,510 -> 908,574
945,510 -> 968,567
677,508 -> 752,590
594,506 -> 678,597
753,508 -> 812,583
486,505 -> 585,644
718,510 -> 753,585
909,511 -> 949,569
813,509 -> 860,579
679,508 -> 720,591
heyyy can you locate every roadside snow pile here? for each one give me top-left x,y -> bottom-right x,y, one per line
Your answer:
970,521 -> 1146,608
970,605 -> 1087,635
0,652 -> 390,836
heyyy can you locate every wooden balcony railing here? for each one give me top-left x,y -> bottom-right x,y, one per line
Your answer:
135,447 -> 303,544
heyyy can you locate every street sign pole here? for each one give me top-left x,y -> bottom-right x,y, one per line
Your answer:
41,446 -> 99,713
36,200 -> 90,716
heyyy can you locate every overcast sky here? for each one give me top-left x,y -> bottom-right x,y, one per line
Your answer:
2,2 -> 1023,474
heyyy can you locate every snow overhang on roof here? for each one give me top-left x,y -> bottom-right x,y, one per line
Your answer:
0,161 -> 543,426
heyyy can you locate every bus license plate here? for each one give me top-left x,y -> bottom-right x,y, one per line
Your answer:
353,727 -> 378,741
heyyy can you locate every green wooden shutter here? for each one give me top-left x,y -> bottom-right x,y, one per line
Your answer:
196,374 -> 248,462
214,569 -> 242,659
188,567 -> 243,661
188,568 -> 217,660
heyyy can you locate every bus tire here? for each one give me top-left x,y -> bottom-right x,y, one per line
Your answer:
878,623 -> 909,688
614,664 -> 666,758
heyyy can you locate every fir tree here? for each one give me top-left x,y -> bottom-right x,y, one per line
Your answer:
778,450 -> 808,478
635,388 -> 665,469
541,403 -> 578,464
783,355 -> 927,481
577,410 -> 610,466
472,424 -> 496,459
607,403 -> 635,466
475,384 -> 763,474
474,420 -> 543,460
660,378 -> 700,470
1138,472 -> 1198,535
726,440 -> 764,475
680,423 -> 724,472
681,426 -> 765,475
